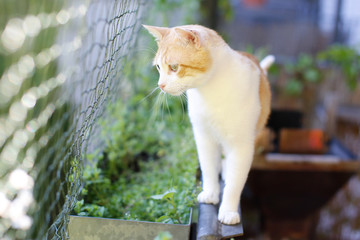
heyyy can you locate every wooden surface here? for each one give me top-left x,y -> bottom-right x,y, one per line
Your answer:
252,154 -> 360,172
248,153 -> 360,239
337,105 -> 360,125
197,180 -> 243,240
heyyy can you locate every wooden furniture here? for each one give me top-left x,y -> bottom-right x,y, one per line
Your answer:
247,152 -> 360,239
336,105 -> 360,158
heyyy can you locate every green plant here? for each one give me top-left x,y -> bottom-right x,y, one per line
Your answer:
73,91 -> 199,224
154,231 -> 173,240
218,0 -> 235,22
245,45 -> 270,60
151,188 -> 183,224
74,139 -> 199,224
318,45 -> 360,90
284,53 -> 323,96
244,45 -> 280,77
72,0 -> 203,226
153,0 -> 200,26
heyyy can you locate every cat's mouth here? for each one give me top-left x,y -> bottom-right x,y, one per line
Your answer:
162,89 -> 184,96
160,87 -> 186,96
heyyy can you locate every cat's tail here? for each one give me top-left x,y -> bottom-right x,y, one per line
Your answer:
260,55 -> 275,74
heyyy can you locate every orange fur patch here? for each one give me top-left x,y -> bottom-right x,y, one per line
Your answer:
154,27 -> 212,78
238,52 -> 272,133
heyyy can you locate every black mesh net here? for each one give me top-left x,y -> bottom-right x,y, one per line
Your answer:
0,0 -> 147,239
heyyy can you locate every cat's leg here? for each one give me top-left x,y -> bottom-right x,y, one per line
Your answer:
218,140 -> 254,224
193,125 -> 221,205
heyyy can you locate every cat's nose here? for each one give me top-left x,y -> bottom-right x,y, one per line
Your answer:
159,83 -> 166,90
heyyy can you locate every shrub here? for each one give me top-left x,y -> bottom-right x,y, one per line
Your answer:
73,92 -> 199,224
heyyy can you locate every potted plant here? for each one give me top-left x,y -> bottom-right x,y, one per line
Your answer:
317,45 -> 360,136
318,44 -> 360,91
68,93 -> 199,239
272,53 -> 323,128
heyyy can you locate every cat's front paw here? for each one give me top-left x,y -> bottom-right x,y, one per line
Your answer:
197,191 -> 219,205
218,210 -> 240,225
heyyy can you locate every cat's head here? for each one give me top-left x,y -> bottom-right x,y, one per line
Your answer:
144,25 -> 214,96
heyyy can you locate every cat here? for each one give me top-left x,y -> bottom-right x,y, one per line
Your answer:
144,24 -> 273,225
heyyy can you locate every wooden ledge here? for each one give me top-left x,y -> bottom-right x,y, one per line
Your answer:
197,180 -> 244,240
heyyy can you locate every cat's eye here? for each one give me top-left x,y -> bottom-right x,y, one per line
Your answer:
156,64 -> 160,70
169,64 -> 179,72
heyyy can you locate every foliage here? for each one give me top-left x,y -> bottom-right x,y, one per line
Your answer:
73,85 -> 199,224
218,0 -> 235,21
154,231 -> 173,240
318,45 -> 360,90
282,45 -> 360,96
152,0 -> 200,26
151,188 -> 183,224
245,45 -> 270,60
245,45 -> 280,78
284,53 -> 323,96
73,0 -> 203,226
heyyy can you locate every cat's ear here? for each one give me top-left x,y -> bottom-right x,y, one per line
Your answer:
174,28 -> 201,48
143,25 -> 169,41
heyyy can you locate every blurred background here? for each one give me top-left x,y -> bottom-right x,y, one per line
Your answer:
0,0 -> 359,239
204,1 -> 360,239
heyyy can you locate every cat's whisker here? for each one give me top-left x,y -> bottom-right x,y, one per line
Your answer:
161,93 -> 167,120
154,91 -> 163,121
144,46 -> 157,54
183,91 -> 188,100
139,87 -> 160,104
165,93 -> 173,121
150,91 -> 163,121
176,83 -> 188,101
132,46 -> 157,55
180,93 -> 187,122
160,92 -> 166,121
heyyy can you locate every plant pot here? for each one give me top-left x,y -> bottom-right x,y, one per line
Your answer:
68,209 -> 192,240
266,109 -> 304,152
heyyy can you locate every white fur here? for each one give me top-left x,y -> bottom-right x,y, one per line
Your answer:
153,27 -> 266,225
186,46 -> 261,225
260,55 -> 275,74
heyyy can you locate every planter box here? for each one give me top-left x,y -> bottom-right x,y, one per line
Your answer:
68,209 -> 192,240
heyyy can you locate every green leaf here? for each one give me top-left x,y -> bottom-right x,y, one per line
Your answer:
297,54 -> 313,69
304,69 -> 320,83
154,231 -> 173,240
156,215 -> 173,224
150,194 -> 164,200
317,44 -> 360,90
74,200 -> 84,214
285,63 -> 295,74
347,77 -> 358,91
285,79 -> 303,96
150,188 -> 176,201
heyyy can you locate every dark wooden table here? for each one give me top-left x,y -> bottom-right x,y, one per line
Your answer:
247,153 -> 360,239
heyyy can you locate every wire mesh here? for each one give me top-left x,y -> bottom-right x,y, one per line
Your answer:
0,0 -> 147,239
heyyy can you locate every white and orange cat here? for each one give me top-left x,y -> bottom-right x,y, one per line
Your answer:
144,24 -> 273,225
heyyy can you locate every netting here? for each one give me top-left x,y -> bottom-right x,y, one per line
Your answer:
0,0 -> 147,239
